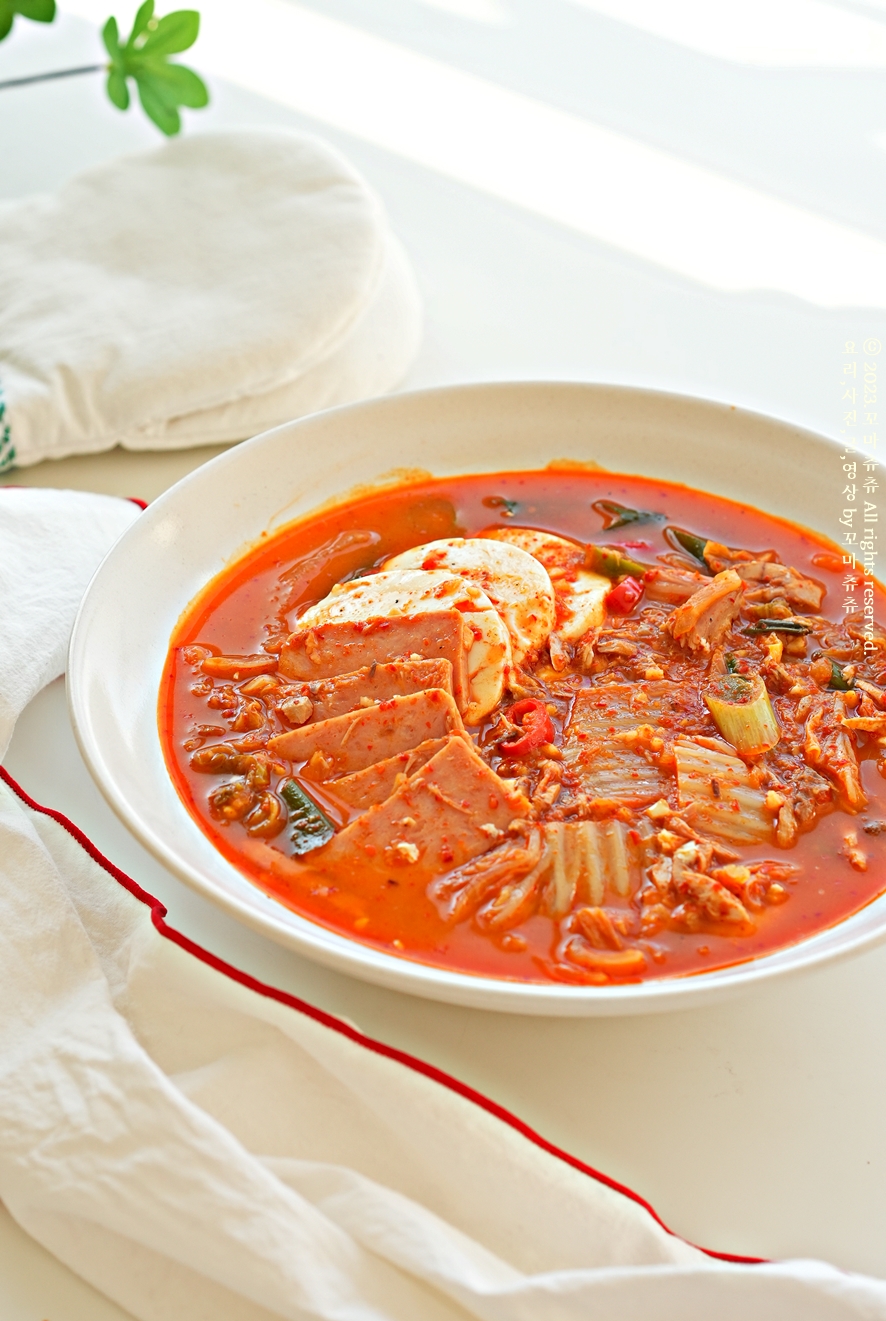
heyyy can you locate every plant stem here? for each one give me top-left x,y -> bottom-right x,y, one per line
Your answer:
0,64 -> 105,91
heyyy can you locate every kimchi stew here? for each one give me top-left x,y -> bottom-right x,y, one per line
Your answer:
161,470 -> 886,985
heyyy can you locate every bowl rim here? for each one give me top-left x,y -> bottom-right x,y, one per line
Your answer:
67,380 -> 886,1015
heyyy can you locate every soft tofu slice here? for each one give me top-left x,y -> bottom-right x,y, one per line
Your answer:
288,659 -> 454,724
383,537 -> 555,664
294,568 -> 511,723
318,735 -> 531,884
268,688 -> 464,780
331,736 -> 450,811
279,611 -> 471,715
483,527 -> 610,641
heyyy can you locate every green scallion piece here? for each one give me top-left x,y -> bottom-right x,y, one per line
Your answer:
280,779 -> 335,855
666,526 -> 711,571
828,658 -> 854,691
585,544 -> 649,579
743,618 -> 812,636
592,499 -> 665,530
703,672 -> 780,756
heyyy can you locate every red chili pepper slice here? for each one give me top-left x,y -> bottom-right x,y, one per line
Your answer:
498,698 -> 555,757
605,575 -> 644,615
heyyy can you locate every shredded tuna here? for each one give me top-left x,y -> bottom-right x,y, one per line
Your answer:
732,561 -> 825,612
431,833 -> 542,922
671,843 -> 753,927
644,563 -> 708,605
662,569 -> 743,653
803,693 -> 866,812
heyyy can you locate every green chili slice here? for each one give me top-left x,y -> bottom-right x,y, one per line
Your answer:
483,496 -> 519,516
827,658 -> 854,691
280,779 -> 335,855
585,545 -> 650,579
592,499 -> 665,530
743,619 -> 812,636
665,526 -> 711,571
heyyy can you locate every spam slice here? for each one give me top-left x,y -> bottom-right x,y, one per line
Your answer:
330,736 -> 450,811
267,688 -> 464,781
280,611 -> 471,715
294,568 -> 511,723
317,735 -> 531,884
281,658 -> 453,725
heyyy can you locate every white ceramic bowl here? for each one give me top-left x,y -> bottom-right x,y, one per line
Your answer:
68,383 -> 885,1014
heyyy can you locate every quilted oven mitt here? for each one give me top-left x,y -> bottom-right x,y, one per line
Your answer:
0,128 -> 422,470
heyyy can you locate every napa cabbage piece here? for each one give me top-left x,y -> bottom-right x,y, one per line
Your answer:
432,818 -> 648,928
562,684 -> 670,806
539,818 -> 648,914
674,738 -> 773,844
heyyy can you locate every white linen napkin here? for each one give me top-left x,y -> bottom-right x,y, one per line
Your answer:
0,130 -> 422,470
2,485 -> 886,1320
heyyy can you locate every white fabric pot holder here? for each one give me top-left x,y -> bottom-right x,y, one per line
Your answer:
0,129 -> 422,469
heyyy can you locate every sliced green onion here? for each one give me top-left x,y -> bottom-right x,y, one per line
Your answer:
665,526 -> 711,570
743,618 -> 812,636
280,779 -> 335,855
827,658 -> 854,691
724,652 -> 739,673
483,495 -> 519,515
585,545 -> 649,579
592,499 -> 665,529
703,672 -> 780,756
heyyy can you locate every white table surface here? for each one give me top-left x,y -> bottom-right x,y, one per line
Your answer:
4,2 -> 886,1315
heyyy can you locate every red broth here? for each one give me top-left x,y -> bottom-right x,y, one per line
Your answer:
160,470 -> 886,984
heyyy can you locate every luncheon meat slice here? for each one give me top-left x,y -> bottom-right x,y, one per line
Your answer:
280,659 -> 454,725
267,689 -> 464,780
330,736 -> 451,810
279,611 -> 471,714
318,736 -> 531,883
662,569 -> 743,653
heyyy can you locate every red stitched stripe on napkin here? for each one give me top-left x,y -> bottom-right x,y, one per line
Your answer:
0,764 -> 765,1267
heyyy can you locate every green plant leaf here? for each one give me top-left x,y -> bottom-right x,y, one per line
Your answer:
128,0 -> 154,45
102,14 -> 122,59
106,65 -> 129,109
145,59 -> 207,107
136,72 -> 181,134
0,0 -> 55,42
102,5 -> 208,133
16,0 -> 55,19
139,9 -> 198,55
